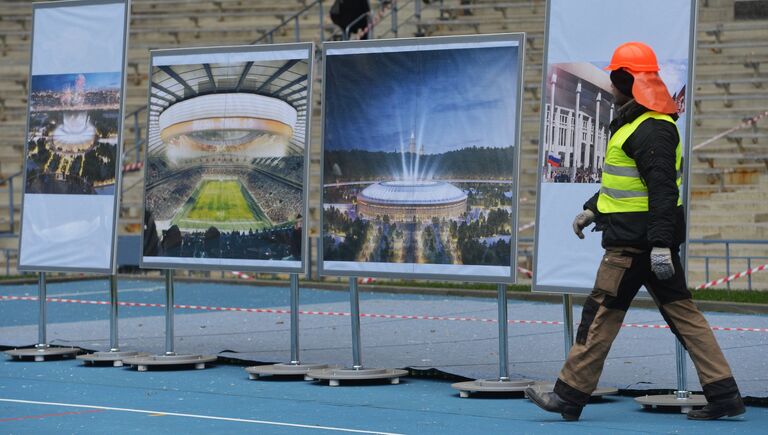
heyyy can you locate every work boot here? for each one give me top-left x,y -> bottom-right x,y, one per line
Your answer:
687,394 -> 746,420
525,387 -> 583,421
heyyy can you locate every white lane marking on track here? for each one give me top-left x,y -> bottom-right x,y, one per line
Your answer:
0,399 -> 403,434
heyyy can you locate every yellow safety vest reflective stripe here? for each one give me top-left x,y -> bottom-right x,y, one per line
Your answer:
597,111 -> 683,213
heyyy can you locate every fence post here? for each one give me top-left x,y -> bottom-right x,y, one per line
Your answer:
8,177 -> 14,234
295,16 -> 300,42
391,0 -> 398,38
705,257 -> 710,283
319,0 -> 325,42
134,111 -> 141,162
725,241 -> 731,290
747,257 -> 752,291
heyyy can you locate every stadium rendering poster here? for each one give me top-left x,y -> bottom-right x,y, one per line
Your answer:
18,0 -> 129,273
141,43 -> 313,272
320,34 -> 524,282
533,0 -> 696,293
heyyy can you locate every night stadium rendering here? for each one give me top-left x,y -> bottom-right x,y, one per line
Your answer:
25,72 -> 121,195
355,134 -> 468,222
321,39 -> 521,275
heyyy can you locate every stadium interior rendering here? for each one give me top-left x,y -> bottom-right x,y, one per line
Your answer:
144,58 -> 307,261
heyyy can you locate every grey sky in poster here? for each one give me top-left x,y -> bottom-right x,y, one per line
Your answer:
324,46 -> 518,153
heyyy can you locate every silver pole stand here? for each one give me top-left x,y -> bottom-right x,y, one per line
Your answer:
246,274 -> 328,380
165,268 -> 175,356
635,338 -> 706,412
451,284 -> 536,398
562,294 -> 574,356
307,276 -> 407,386
5,272 -> 80,361
123,270 -> 216,371
78,275 -> 146,366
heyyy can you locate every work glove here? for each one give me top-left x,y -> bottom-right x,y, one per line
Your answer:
650,247 -> 675,280
571,209 -> 595,239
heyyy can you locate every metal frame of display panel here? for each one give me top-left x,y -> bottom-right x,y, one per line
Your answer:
17,0 -> 131,274
531,0 -> 698,295
139,42 -> 314,274
318,33 -> 525,284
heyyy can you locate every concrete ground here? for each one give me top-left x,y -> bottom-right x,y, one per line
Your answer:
0,278 -> 766,433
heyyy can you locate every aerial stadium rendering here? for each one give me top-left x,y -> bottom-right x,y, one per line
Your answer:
354,133 -> 468,222
143,51 -> 308,264
322,41 -> 520,271
25,72 -> 121,195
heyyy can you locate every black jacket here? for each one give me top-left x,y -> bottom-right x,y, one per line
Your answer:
584,100 -> 686,250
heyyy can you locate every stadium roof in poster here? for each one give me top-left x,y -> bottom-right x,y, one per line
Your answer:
147,55 -> 309,158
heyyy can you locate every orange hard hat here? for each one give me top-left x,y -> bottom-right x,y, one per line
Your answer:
605,41 -> 660,72
606,42 -> 677,114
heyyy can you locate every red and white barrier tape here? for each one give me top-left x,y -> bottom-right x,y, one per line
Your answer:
693,110 -> 768,151
695,263 -> 768,290
122,162 -> 143,173
517,266 -> 533,278
1,294 -> 765,332
518,221 -> 535,232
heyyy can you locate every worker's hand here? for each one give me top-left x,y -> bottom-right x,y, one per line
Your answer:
572,209 -> 595,239
650,247 -> 675,280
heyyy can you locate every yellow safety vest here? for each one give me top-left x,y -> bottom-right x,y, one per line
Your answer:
597,111 -> 682,213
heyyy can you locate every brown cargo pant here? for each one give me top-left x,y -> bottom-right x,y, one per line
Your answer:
554,247 -> 740,406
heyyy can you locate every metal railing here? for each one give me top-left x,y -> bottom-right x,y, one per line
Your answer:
0,171 -> 22,237
123,106 -> 146,165
689,239 -> 768,290
337,0 -> 423,41
250,0 -> 327,45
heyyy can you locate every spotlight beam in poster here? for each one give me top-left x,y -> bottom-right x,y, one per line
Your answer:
319,34 -> 525,283
532,0 -> 697,294
18,0 -> 130,274
140,43 -> 313,273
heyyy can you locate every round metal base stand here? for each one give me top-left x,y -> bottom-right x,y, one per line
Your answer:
306,367 -> 408,386
122,354 -> 217,372
5,347 -> 80,362
636,393 -> 707,413
77,351 -> 149,367
534,382 -> 619,398
246,363 -> 330,381
451,379 -> 537,398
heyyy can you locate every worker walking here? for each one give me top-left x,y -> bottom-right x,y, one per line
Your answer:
526,42 -> 745,421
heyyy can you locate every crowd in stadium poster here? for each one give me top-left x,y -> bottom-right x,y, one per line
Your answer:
541,60 -> 686,184
142,50 -> 308,265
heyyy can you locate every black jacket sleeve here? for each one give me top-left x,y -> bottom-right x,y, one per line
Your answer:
622,119 -> 680,248
583,191 -> 599,214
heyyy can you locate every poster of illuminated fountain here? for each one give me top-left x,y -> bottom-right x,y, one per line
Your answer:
320,35 -> 524,281
25,72 -> 121,194
141,44 -> 312,271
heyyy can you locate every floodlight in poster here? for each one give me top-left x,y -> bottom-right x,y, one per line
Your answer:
533,0 -> 696,293
140,43 -> 313,273
18,0 -> 130,273
319,34 -> 525,283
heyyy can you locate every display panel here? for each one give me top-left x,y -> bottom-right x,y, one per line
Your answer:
533,0 -> 696,293
140,44 -> 313,272
18,0 -> 130,273
319,34 -> 525,283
